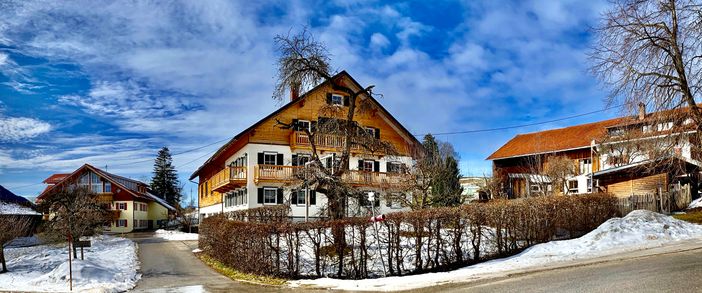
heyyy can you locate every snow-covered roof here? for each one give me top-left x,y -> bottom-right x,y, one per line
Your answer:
145,192 -> 176,211
0,201 -> 41,216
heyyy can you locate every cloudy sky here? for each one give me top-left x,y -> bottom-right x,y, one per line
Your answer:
0,0 -> 622,200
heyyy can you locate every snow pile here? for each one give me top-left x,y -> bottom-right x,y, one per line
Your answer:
688,197 -> 702,209
0,201 -> 40,215
0,236 -> 140,292
6,236 -> 43,248
154,229 -> 199,241
288,210 -> 702,291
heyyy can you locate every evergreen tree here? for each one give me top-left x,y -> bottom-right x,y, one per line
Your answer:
431,156 -> 464,207
150,147 -> 181,206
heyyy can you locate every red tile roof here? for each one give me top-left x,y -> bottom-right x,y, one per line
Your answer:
487,117 -> 625,160
42,174 -> 70,184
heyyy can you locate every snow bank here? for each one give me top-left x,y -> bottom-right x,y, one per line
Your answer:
154,229 -> 199,241
288,210 -> 702,291
688,197 -> 702,209
0,236 -> 140,292
0,201 -> 40,215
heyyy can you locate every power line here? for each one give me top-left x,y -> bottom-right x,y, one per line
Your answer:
106,137 -> 230,168
414,104 -> 625,136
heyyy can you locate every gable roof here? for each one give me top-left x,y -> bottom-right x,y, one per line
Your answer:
43,173 -> 70,184
0,185 -> 31,205
38,164 -> 150,201
487,117 -> 625,160
189,70 -> 420,180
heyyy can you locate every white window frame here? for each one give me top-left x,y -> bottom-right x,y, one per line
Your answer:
331,94 -> 343,105
263,188 -> 277,204
364,127 -> 376,137
568,180 -> 579,194
298,120 -> 311,132
387,162 -> 403,173
294,189 -> 306,205
263,152 -> 277,165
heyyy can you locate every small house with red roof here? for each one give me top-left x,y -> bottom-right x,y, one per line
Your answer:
37,164 -> 175,233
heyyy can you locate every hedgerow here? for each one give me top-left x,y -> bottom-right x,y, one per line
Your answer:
200,193 -> 617,279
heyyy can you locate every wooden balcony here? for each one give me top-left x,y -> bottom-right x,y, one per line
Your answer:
97,193 -> 113,203
254,164 -> 408,189
343,170 -> 410,189
254,165 -> 301,183
211,166 -> 247,193
290,131 -> 362,152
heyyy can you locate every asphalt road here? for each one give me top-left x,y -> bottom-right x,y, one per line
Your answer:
127,232 -> 277,292
416,246 -> 702,293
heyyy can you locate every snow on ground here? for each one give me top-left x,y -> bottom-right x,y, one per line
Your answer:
0,201 -> 40,215
288,210 -> 702,291
688,197 -> 702,209
154,229 -> 199,241
0,235 -> 140,293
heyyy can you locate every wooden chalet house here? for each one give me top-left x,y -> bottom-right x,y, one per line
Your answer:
190,71 -> 420,220
37,164 -> 175,233
488,104 -> 701,199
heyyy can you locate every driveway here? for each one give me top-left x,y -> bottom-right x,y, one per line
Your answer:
127,232 -> 283,292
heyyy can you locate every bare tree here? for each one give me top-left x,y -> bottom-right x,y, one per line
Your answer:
591,0 -> 702,167
273,29 -> 399,219
38,187 -> 109,259
544,155 -> 576,195
0,215 -> 33,273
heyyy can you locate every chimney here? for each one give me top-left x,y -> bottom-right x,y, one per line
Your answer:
290,81 -> 301,101
638,102 -> 646,120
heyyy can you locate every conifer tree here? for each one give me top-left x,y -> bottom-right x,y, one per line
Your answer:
150,147 -> 181,206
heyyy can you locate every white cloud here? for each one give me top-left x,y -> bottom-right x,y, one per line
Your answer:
0,116 -> 51,142
0,52 -> 7,65
370,33 -> 390,50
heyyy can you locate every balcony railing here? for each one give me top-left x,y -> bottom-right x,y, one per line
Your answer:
211,166 -> 247,193
97,193 -> 114,203
254,164 -> 408,188
255,165 -> 301,183
342,170 -> 409,188
290,131 -> 363,151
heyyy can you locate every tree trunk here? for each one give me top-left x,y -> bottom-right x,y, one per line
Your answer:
1,248 -> 7,273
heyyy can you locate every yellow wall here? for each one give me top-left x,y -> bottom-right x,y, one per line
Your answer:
108,200 -> 171,233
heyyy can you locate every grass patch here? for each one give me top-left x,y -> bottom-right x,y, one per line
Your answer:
672,210 -> 702,224
196,253 -> 287,286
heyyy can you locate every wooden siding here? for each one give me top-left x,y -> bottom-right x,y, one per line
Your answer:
603,173 -> 668,198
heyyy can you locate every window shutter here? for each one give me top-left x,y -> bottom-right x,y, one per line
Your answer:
326,93 -> 332,104
358,159 -> 364,170
291,189 -> 297,204
277,154 -> 284,165
258,152 -> 264,164
375,128 -> 380,139
257,188 -> 264,204
292,119 -> 299,131
386,162 -> 391,173
292,154 -> 298,166
311,121 -> 317,132
277,188 -> 284,204
310,190 -> 316,205
326,157 -> 332,168
343,96 -> 350,106
374,161 -> 380,172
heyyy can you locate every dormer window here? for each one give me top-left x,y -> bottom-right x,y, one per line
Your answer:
657,121 -> 673,131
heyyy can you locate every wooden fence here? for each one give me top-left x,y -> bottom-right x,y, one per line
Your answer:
615,183 -> 692,215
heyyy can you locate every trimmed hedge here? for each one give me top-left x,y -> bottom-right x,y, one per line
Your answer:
200,193 -> 617,279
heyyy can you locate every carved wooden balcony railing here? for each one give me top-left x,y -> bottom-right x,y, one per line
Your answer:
211,166 -> 247,193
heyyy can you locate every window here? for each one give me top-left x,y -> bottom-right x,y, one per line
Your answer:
294,189 -> 306,205
579,158 -> 592,174
293,154 -> 311,166
331,94 -> 343,105
116,202 -> 127,210
362,160 -> 374,172
568,180 -> 578,194
264,188 -> 277,204
297,120 -> 311,132
387,162 -> 404,173
115,219 -> 127,227
104,182 -> 111,193
359,192 -> 380,207
365,127 -> 376,137
643,125 -> 652,133
586,179 -> 593,193
263,152 -> 277,165
608,127 -> 624,136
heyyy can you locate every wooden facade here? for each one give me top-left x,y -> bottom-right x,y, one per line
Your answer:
192,72 -> 419,210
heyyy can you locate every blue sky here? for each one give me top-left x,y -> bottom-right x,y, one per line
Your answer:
0,0 -> 621,201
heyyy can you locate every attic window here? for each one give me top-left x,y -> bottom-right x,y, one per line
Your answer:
331,94 -> 343,105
